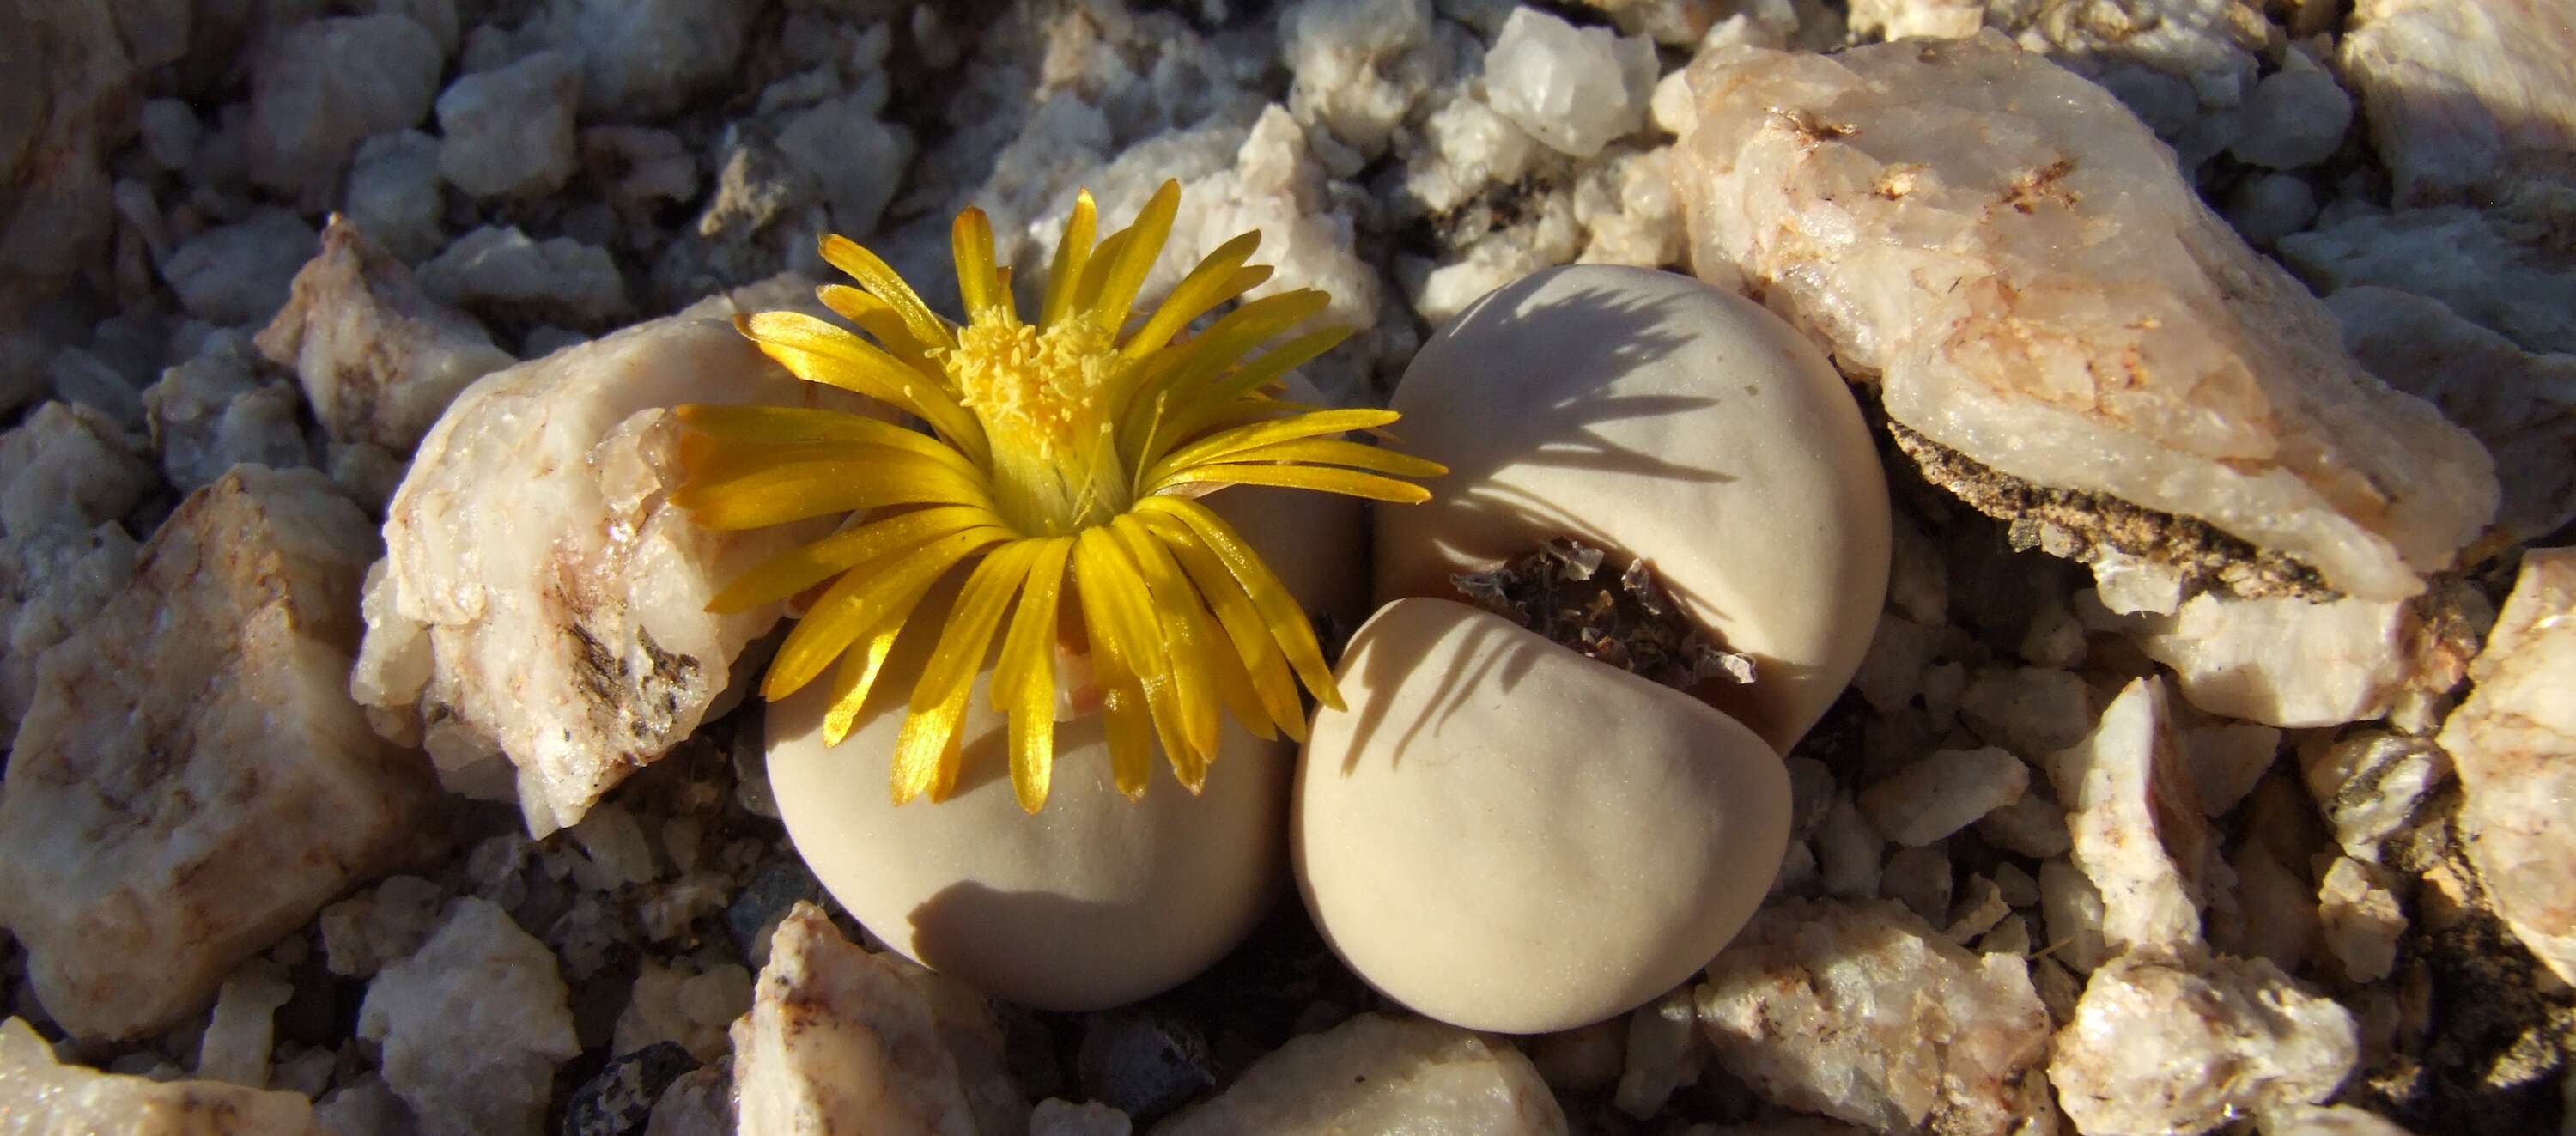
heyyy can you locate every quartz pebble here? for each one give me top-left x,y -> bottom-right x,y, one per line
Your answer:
247,15 -> 445,198
2048,952 -> 2358,1136
1860,747 -> 2026,847
0,1016 -> 322,1134
1481,8 -> 1656,160
142,331 -> 313,491
1376,264 -> 1887,751
359,898 -> 580,1136
161,209 -> 319,327
2051,677 -> 2221,957
2228,49 -> 2352,171
2341,0 -> 2576,215
417,224 -> 628,328
2317,856 -> 2405,983
1298,598 -> 1789,1033
2282,207 -> 2576,356
1676,33 -> 2497,604
0,402 -> 154,743
1697,900 -> 2054,1136
255,216 -> 516,453
732,902 -> 978,1136
196,962 -> 293,1087
434,50 -> 582,199
2436,547 -> 2576,983
2329,286 -> 2576,547
765,479 -> 1354,1011
1155,1012 -> 1565,1135
351,315 -> 860,835
319,875 -> 447,978
2125,592 -> 2426,728
0,467 -> 433,1042
346,130 -> 448,264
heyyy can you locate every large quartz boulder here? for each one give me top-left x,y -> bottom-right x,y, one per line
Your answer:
0,466 -> 436,1041
0,1017 -> 322,1134
2437,547 -> 2576,984
351,314 -> 877,835
1674,33 -> 2496,605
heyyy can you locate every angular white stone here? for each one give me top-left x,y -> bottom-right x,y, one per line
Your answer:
2050,677 -> 2221,957
352,315 -> 861,835
434,50 -> 581,199
1482,8 -> 1656,159
1676,33 -> 2498,603
0,467 -> 434,1042
0,1017 -> 322,1134
2283,207 -> 2576,356
1376,264 -> 1889,752
1279,0 -> 1437,159
2342,0 -> 2576,216
2317,856 -> 2404,983
318,875 -> 446,978
416,224 -> 626,328
2228,49 -> 2353,171
2329,285 -> 2576,547
2048,952 -> 2357,1136
1297,598 -> 1790,1034
247,15 -> 443,197
1157,1013 -> 1565,1135
0,401 -> 154,743
1859,746 -> 2027,847
195,963 -> 293,1088
732,902 -> 977,1136
143,331 -> 312,493
1697,899 -> 2054,1136
257,216 -> 516,455
2127,592 -> 2425,728
357,898 -> 579,1136
2437,547 -> 2576,984
1995,0 -> 2270,167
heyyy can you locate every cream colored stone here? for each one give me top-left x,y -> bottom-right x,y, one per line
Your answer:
0,467 -> 434,1042
253,215 -> 515,453
1297,598 -> 1789,1034
732,903 -> 977,1136
2049,952 -> 2357,1136
2437,547 -> 2576,983
764,483 -> 1355,1012
0,1017 -> 321,1135
2050,677 -> 2221,957
1376,264 -> 1888,752
1676,33 -> 2497,603
353,315 -> 874,835
1697,900 -> 2054,1136
1153,1013 -> 1565,1135
2342,0 -> 2576,217
2129,592 -> 2423,728
357,898 -> 578,1136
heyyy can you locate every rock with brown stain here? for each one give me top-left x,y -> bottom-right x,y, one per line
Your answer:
732,902 -> 981,1136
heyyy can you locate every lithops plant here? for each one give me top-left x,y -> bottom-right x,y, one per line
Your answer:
1299,264 -> 1892,1033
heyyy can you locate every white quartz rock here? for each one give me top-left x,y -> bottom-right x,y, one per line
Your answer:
2342,0 -> 2576,216
0,467 -> 435,1042
359,898 -> 578,1136
1279,0 -> 1437,159
2127,592 -> 2424,728
1376,264 -> 1889,753
1992,0 -> 2270,168
732,902 -> 977,1136
1677,33 -> 2498,604
417,224 -> 628,328
352,315 -> 865,835
1297,598 -> 1790,1034
0,1017 -> 322,1135
1697,900 -> 2054,1136
0,400 -> 154,539
2048,952 -> 2358,1136
1154,1013 -> 1565,1135
2317,856 -> 2404,983
1857,746 -> 2027,847
434,50 -> 582,199
2282,208 -> 2576,356
2329,285 -> 2576,547
2436,547 -> 2576,984
257,215 -> 516,455
2050,677 -> 2221,957
0,400 -> 155,743
196,963 -> 294,1087
1482,7 -> 1657,159
2228,48 -> 2353,171
143,331 -> 313,492
1845,0 -> 1983,40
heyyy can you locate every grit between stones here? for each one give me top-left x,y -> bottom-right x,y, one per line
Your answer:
3,2 -> 2574,1135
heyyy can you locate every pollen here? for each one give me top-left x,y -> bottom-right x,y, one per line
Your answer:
946,314 -> 1120,459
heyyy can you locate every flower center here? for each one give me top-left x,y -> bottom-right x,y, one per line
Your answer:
945,313 -> 1132,535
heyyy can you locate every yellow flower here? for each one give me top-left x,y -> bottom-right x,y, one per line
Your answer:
673,180 -> 1443,813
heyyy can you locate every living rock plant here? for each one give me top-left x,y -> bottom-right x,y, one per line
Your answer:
674,180 -> 1442,811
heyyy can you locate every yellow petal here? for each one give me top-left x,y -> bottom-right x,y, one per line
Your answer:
995,538 -> 1074,812
671,453 -> 990,531
1212,438 -> 1449,480
1137,495 -> 1342,711
708,505 -> 1005,614
1121,230 -> 1260,361
1084,179 -> 1181,331
819,233 -> 956,351
951,207 -> 1002,318
766,527 -> 1000,699
1149,462 -> 1434,504
890,672 -> 972,805
890,541 -> 1042,803
1146,407 -> 1403,481
1117,291 -> 1334,455
820,572 -> 945,745
1073,539 -> 1157,799
736,312 -> 989,464
1141,510 -> 1306,739
1112,514 -> 1269,748
1039,190 -> 1100,329
1148,325 -> 1353,453
816,284 -> 939,374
